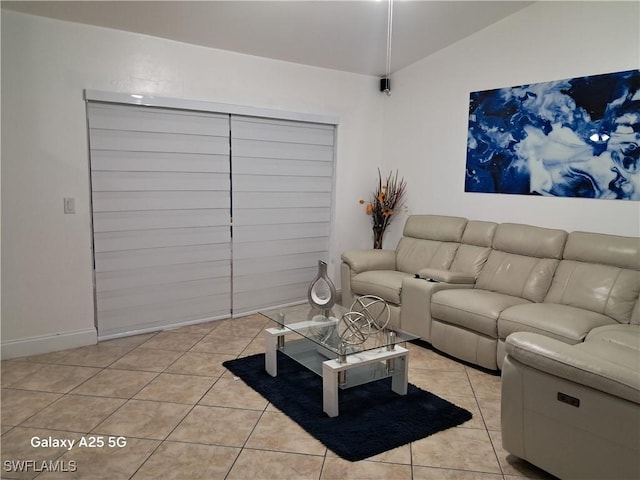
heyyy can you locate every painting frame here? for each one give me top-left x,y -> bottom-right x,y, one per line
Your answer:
465,69 -> 640,201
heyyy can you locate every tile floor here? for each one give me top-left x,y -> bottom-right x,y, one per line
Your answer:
1,314 -> 557,480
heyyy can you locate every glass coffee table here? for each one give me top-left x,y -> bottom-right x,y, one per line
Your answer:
260,303 -> 419,417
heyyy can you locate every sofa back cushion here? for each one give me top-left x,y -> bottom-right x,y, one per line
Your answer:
402,215 -> 467,242
395,238 -> 459,273
475,223 -> 567,302
450,221 -> 497,277
544,232 -> 640,324
492,223 -> 567,259
395,215 -> 467,274
562,231 -> 640,269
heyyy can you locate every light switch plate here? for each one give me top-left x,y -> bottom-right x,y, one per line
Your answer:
63,197 -> 75,214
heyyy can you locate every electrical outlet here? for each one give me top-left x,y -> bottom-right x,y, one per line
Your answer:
63,197 -> 76,214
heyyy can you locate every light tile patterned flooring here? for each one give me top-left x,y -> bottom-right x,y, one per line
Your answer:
1,314 -> 557,480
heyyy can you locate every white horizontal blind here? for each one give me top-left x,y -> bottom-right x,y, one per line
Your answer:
88,102 -> 231,337
231,116 -> 335,315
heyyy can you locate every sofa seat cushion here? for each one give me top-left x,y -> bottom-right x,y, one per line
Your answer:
432,289 -> 530,338
350,270 -> 413,305
586,324 -> 640,351
499,303 -> 616,345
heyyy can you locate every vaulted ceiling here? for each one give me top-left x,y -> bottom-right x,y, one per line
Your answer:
2,1 -> 533,76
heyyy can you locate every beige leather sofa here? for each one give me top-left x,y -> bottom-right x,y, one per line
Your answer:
499,233 -> 640,479
430,223 -> 567,370
340,215 -> 495,334
342,214 -> 640,479
341,215 -> 640,370
496,231 -> 640,364
501,326 -> 640,479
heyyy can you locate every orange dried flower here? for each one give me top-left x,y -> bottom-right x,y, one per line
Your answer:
359,169 -> 407,247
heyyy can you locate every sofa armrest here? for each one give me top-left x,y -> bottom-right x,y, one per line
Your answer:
505,332 -> 640,404
400,277 -> 474,341
417,268 -> 476,284
341,249 -> 396,274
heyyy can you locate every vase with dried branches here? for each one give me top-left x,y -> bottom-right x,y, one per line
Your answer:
359,169 -> 407,249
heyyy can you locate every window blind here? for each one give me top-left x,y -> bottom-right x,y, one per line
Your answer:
88,102 -> 231,338
231,116 -> 335,315
87,101 -> 336,337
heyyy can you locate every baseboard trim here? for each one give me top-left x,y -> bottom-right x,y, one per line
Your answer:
97,314 -> 229,341
1,328 -> 98,360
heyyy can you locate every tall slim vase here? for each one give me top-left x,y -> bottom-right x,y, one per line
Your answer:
308,260 -> 337,315
373,226 -> 385,249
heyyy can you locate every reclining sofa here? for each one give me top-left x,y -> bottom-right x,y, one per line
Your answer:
502,326 -> 639,479
340,215 -> 496,335
341,214 -> 640,479
341,214 -> 640,370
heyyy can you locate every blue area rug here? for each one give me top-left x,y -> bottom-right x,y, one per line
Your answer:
223,351 -> 472,462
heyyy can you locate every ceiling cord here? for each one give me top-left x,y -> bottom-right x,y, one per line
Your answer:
385,0 -> 394,95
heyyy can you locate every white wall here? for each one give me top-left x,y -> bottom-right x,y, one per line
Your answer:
1,11 -> 384,358
382,1 -> 640,247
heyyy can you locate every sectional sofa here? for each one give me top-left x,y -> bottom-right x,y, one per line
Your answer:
502,327 -> 639,479
340,214 -> 640,479
341,214 -> 639,370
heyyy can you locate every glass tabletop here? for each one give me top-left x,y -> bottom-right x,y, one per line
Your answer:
260,302 -> 419,356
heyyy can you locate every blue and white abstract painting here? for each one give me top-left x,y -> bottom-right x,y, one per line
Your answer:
466,69 -> 640,200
